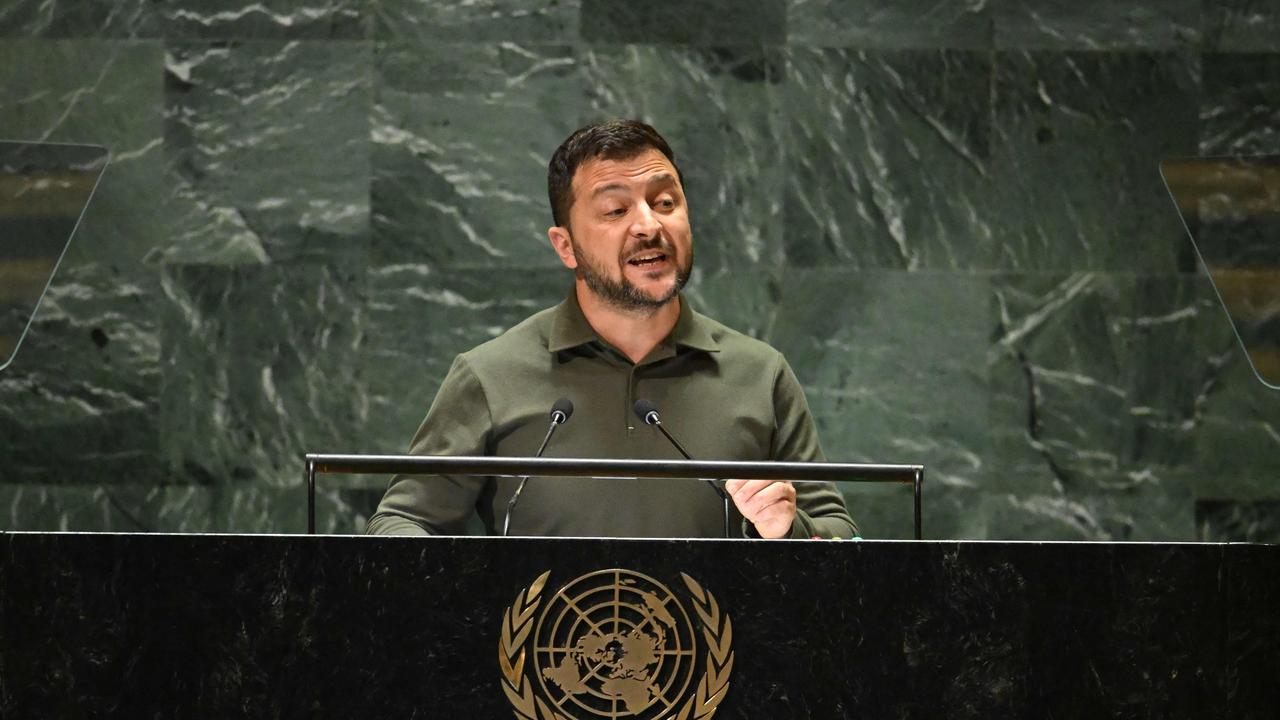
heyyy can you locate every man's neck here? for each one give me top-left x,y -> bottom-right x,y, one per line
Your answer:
575,282 -> 681,364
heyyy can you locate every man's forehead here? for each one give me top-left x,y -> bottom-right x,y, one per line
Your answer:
574,149 -> 679,195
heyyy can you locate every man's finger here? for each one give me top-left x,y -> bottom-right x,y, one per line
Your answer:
728,480 -> 793,519
744,481 -> 795,515
750,487 -> 798,539
726,479 -> 771,504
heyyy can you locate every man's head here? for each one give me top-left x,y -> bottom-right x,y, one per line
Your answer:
547,120 -> 684,230
546,120 -> 693,314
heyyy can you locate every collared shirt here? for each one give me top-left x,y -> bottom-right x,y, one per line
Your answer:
366,291 -> 857,539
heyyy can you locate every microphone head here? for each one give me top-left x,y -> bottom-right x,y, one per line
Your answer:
550,397 -> 574,423
632,399 -> 659,425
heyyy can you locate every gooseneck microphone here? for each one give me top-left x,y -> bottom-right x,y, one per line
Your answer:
632,399 -> 731,537
548,397 -> 572,426
503,397 -> 574,536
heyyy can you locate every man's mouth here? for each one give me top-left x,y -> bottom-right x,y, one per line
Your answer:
627,252 -> 667,267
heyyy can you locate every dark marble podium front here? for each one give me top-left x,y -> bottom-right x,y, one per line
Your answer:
0,533 -> 1275,719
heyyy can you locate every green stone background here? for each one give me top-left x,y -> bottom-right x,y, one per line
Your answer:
1,0 -> 1277,539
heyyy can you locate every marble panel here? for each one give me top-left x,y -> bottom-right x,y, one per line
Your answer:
779,49 -> 993,269
0,40 -> 167,486
0,0 -> 366,39
994,0 -> 1200,50
374,0 -> 579,42
847,542 -> 1039,715
1205,0 -> 1280,52
162,40 -> 371,265
579,0 -> 786,45
371,42 -> 580,268
1015,542 -> 1226,716
786,0 -> 993,49
976,480 -> 1196,541
0,41 -> 166,262
1191,349 -> 1280,494
989,273 -> 1236,501
0,481 -> 378,533
0,484 -> 213,532
0,1 -> 157,38
767,270 -> 990,492
683,268 -> 781,342
213,483 -> 379,533
1197,499 -> 1280,542
841,481 -> 978,540
336,486 -> 386,532
854,474 -> 1197,542
158,263 -> 366,488
359,265 -> 572,453
581,45 -> 786,275
158,0 -> 367,40
0,266 -> 163,485
1200,53 -> 1280,156
989,51 -> 1199,272
1224,545 -> 1280,717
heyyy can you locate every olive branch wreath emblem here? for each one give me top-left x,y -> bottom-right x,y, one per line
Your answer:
498,570 -> 734,720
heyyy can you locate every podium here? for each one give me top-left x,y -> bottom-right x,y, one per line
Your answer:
0,532 -> 1276,718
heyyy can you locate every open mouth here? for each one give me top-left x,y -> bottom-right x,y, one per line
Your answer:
627,252 -> 667,267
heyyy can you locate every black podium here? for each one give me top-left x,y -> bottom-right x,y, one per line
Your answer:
1,532 -> 1276,719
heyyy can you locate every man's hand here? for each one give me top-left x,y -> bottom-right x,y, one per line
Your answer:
724,480 -> 796,539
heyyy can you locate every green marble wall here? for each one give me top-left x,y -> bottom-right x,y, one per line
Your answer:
1,0 -> 1277,539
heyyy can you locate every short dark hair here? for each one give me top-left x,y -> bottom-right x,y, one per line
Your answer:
547,119 -> 683,229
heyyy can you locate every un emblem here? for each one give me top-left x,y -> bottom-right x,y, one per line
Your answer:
499,569 -> 734,720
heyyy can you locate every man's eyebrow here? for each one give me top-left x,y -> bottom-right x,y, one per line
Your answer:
589,182 -> 628,199
647,172 -> 677,188
588,173 -> 679,200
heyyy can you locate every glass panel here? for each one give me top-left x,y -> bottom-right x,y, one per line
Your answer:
0,142 -> 110,371
1161,155 -> 1280,389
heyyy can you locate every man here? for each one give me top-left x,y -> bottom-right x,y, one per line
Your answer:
367,119 -> 856,539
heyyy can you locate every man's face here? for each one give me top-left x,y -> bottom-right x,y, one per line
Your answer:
552,148 -> 693,313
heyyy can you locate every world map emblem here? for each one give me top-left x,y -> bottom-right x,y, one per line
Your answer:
499,569 -> 734,720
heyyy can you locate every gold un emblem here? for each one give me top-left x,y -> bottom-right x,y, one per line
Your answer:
499,569 -> 734,720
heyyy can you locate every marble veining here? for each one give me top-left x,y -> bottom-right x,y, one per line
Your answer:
1,0 -> 1279,540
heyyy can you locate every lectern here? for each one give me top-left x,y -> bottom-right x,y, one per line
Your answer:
0,533 -> 1275,718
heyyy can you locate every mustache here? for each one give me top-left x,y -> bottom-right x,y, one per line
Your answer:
622,236 -> 673,257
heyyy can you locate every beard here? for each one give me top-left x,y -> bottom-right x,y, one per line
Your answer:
569,235 -> 693,314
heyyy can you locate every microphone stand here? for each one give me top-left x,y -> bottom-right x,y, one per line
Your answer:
643,411 -> 731,539
503,411 -> 565,537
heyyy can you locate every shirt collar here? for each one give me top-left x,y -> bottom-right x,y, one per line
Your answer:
548,289 -> 720,354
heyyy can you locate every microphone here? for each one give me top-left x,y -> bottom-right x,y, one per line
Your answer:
549,397 -> 572,425
632,399 -> 693,460
503,398 -> 574,536
632,399 -> 731,537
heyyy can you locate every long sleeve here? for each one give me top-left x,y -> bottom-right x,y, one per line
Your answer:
768,356 -> 860,539
365,355 -> 492,535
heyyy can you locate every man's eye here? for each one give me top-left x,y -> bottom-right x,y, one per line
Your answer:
605,208 -> 625,217
655,198 -> 675,210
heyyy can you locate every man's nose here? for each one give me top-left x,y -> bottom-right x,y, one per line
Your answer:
630,203 -> 662,238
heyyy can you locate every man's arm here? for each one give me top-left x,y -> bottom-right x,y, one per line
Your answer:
365,355 -> 492,535
761,355 -> 859,539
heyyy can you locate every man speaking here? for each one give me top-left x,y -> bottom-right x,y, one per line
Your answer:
367,120 -> 856,539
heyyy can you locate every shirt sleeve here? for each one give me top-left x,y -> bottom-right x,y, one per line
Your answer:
365,355 -> 492,535
764,355 -> 860,539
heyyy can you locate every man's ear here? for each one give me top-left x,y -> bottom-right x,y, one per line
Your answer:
548,226 -> 578,270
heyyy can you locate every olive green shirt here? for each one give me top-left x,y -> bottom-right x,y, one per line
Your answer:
366,292 -> 857,539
